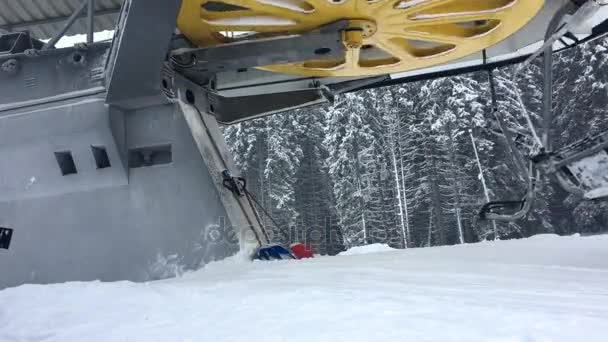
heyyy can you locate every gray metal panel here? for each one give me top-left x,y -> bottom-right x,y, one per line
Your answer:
105,0 -> 182,109
0,0 -> 123,38
0,97 -> 128,202
0,98 -> 238,289
0,43 -> 109,107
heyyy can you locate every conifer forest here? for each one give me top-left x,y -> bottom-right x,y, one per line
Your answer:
224,38 -> 608,254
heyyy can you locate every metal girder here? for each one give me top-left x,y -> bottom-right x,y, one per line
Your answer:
105,0 -> 182,109
167,68 -> 333,124
0,42 -> 109,109
167,22 -> 350,123
87,0 -> 96,44
170,21 -> 347,85
207,85 -> 333,124
172,74 -> 269,252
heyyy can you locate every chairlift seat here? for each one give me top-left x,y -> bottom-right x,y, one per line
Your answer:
535,131 -> 608,200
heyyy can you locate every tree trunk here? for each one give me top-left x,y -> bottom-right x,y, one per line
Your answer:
446,123 -> 464,244
390,124 -> 408,248
428,143 -> 446,246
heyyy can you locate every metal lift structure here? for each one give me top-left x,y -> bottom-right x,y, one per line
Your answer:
1,0 -> 607,288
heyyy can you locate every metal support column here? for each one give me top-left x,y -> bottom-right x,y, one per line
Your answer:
87,0 -> 95,44
484,50 -> 528,179
105,0 -> 182,109
173,77 -> 269,253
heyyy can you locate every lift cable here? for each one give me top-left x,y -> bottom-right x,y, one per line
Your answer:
221,170 -> 273,243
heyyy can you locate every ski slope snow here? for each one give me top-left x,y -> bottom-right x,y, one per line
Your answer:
1,234 -> 608,342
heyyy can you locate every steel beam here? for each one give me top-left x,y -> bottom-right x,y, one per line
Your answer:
206,86 -> 333,124
105,0 -> 182,109
87,0 -> 96,44
173,75 -> 268,252
171,21 -> 346,81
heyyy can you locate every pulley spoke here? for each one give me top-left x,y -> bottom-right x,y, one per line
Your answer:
406,11 -> 501,27
302,59 -> 346,70
398,22 -> 502,45
413,0 -> 516,15
345,47 -> 362,69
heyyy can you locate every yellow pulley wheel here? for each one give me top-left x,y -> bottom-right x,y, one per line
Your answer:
178,0 -> 544,77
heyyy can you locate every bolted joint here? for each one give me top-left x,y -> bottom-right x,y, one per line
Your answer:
1,58 -> 20,75
343,28 -> 364,49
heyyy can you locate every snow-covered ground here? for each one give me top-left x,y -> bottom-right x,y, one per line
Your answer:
2,234 -> 608,342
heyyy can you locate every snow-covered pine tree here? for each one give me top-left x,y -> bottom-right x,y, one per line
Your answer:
360,87 -> 404,247
325,94 -> 368,248
428,75 -> 486,243
393,80 -> 450,247
258,113 -> 303,244
292,106 -> 345,255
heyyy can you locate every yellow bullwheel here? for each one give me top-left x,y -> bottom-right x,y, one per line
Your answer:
177,0 -> 545,77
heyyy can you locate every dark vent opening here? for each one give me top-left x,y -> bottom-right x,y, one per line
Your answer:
91,146 -> 111,169
128,144 -> 172,168
55,151 -> 77,176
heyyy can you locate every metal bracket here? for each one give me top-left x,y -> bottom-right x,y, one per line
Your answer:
167,68 -> 334,124
105,0 -> 183,109
207,85 -> 333,124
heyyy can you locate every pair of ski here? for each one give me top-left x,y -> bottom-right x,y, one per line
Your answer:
255,243 -> 314,261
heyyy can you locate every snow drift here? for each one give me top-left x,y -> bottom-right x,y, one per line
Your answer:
338,243 -> 395,255
1,234 -> 607,342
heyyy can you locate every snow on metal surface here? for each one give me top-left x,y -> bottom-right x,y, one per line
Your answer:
570,151 -> 608,198
585,186 -> 608,199
0,0 -> 122,39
